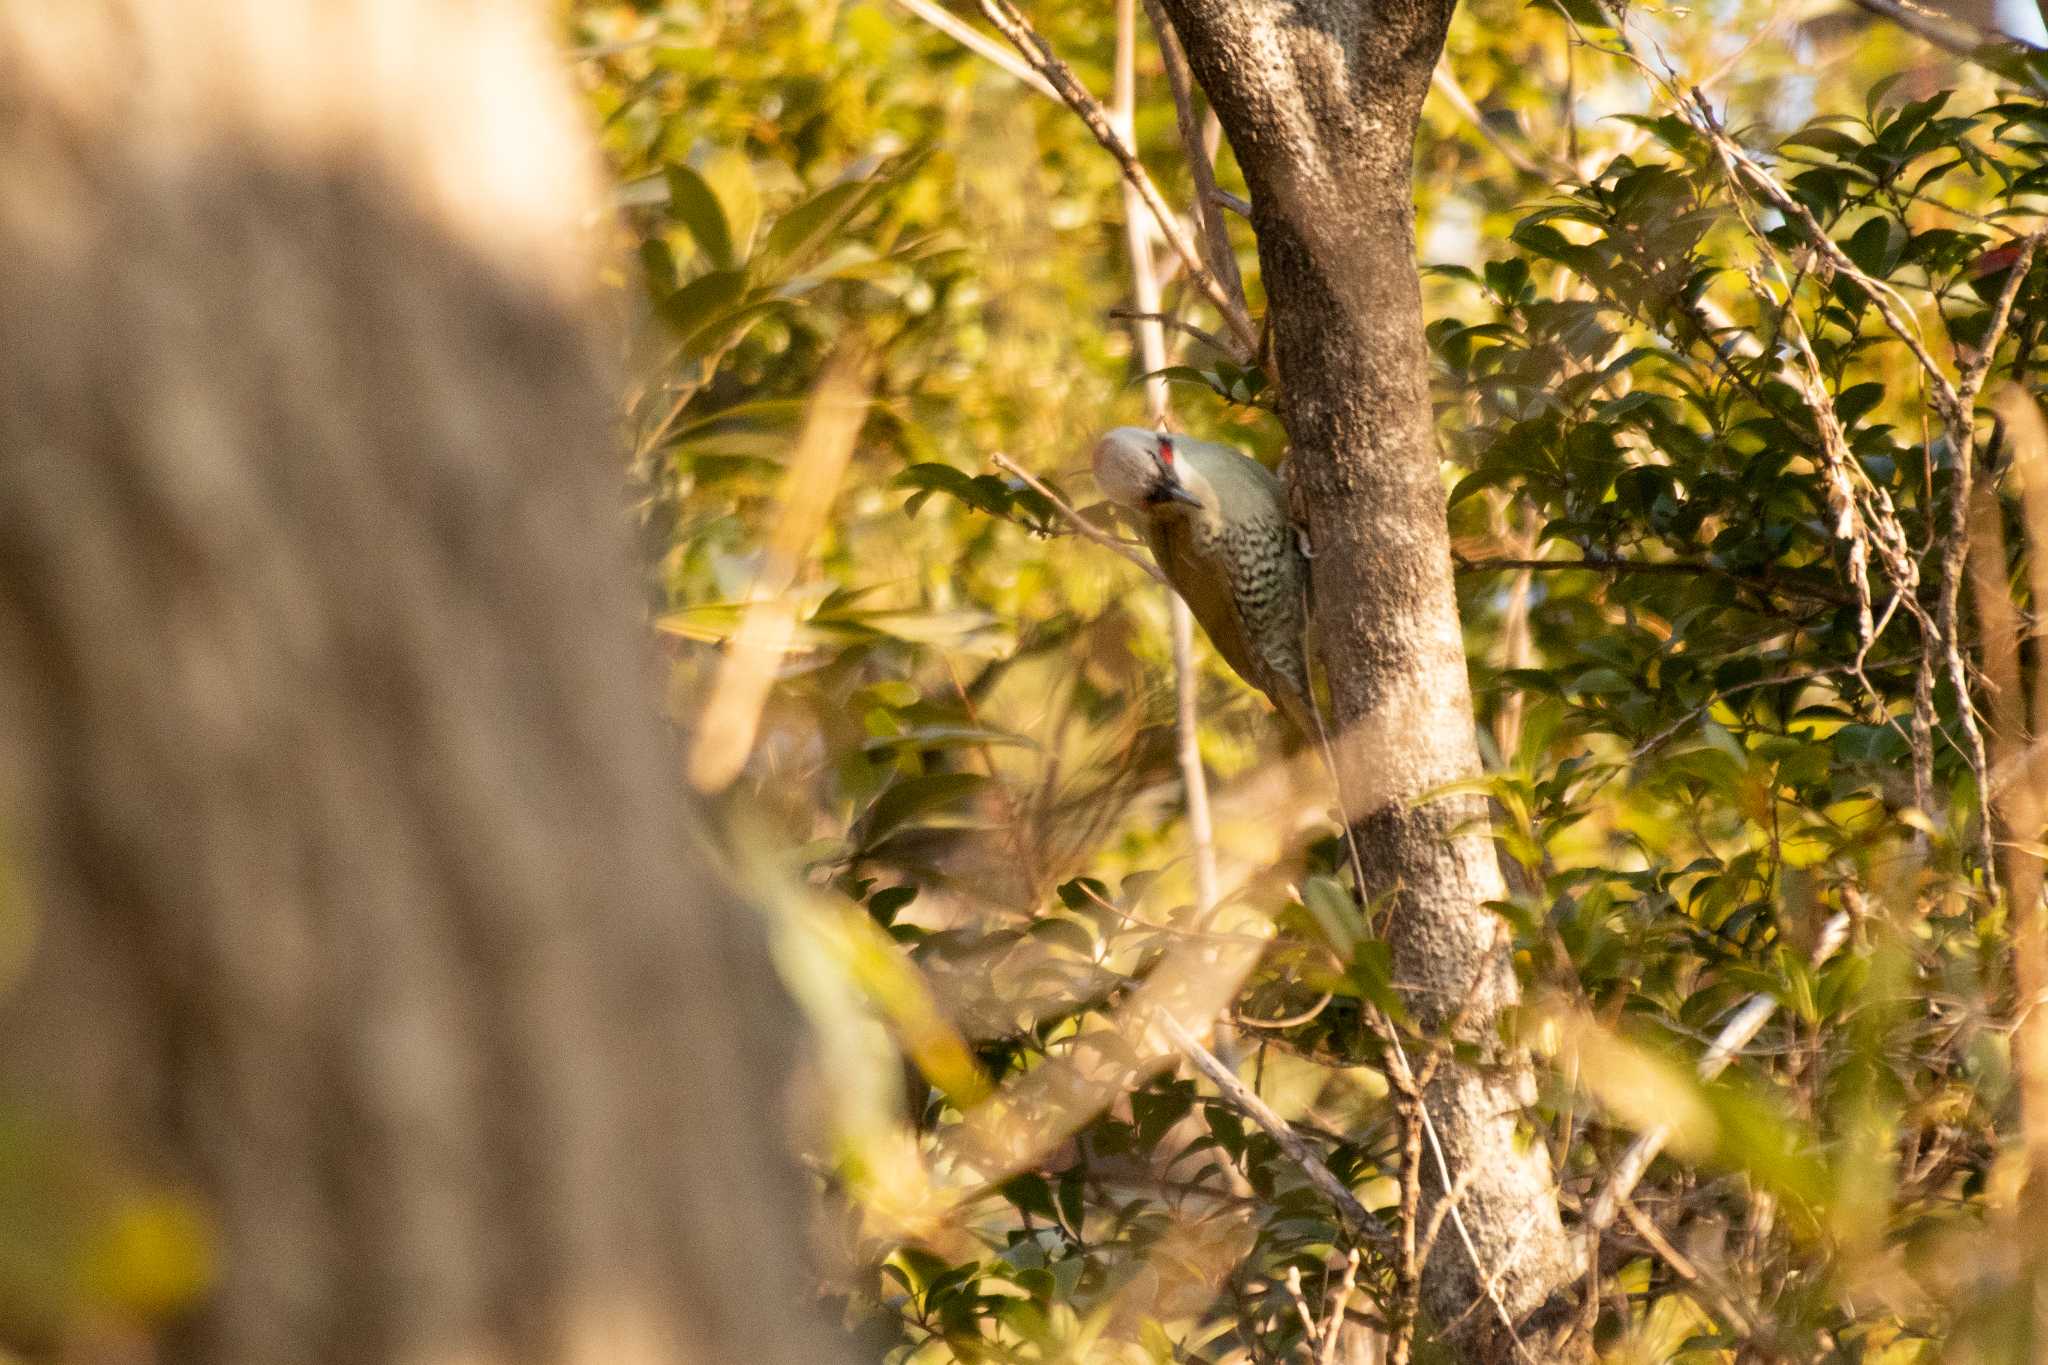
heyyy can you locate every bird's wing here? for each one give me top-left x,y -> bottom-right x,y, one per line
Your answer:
1146,517 -> 1268,697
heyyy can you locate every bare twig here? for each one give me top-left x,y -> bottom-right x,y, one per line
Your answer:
1616,1193 -> 1764,1340
1236,989 -> 1335,1030
1693,97 -> 1958,415
1140,0 -> 1246,315
1108,308 -> 1233,356
884,0 -> 1058,97
990,451 -> 1169,586
1937,231 -> 2043,876
1170,597 -> 1223,913
1376,1014 -> 1537,1363
1586,12 -> 1962,417
1454,553 -> 1852,605
1319,1248 -> 1364,1365
1430,68 -> 1568,181
1112,0 -> 1221,930
1844,0 -> 2045,69
1113,0 -> 1171,432
1155,1010 -> 1397,1258
1413,1164 -> 1482,1283
1584,904 -> 1857,1233
976,0 -> 1259,356
1210,186 -> 1252,219
1627,666 -> 1851,762
1285,1265 -> 1323,1349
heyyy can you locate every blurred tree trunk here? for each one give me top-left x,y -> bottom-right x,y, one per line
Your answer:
1154,1 -> 1585,1359
0,6 -> 845,1364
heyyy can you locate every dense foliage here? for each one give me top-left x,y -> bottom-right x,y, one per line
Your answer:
561,1 -> 2048,1361
0,2 -> 2008,1362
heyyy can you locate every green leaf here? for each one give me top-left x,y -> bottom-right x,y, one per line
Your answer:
761,181 -> 869,273
999,1173 -> 1057,1220
666,166 -> 735,269
1058,876 -> 1111,912
1346,940 -> 1403,1022
859,771 -> 988,846
1840,215 -> 1908,276
1056,1170 -> 1085,1232
861,726 -> 1034,756
700,148 -> 761,260
639,237 -> 678,296
1864,72 -> 1911,120
1204,1103 -> 1246,1158
1300,876 -> 1361,960
659,269 -> 749,339
1527,0 -> 1613,26
1778,125 -> 1866,159
866,885 -> 919,926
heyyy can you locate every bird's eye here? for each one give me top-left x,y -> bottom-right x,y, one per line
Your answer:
1158,436 -> 1174,465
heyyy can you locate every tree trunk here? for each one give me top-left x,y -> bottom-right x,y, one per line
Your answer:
0,6 -> 845,1364
1154,2 -> 1584,1358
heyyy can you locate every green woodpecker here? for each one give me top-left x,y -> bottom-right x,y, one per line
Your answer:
1091,426 -> 1313,732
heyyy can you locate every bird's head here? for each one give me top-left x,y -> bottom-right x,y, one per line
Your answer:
1091,426 -> 1204,513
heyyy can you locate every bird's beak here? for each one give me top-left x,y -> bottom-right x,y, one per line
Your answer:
1150,480 -> 1202,509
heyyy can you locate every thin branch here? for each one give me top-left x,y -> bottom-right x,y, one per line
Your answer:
1285,1266 -> 1323,1348
1113,0 -> 1171,430
1628,665 -> 1846,762
1844,0 -> 2045,68
1590,12 -> 1960,415
1584,904 -> 1857,1233
1108,308 -> 1232,355
1210,186 -> 1252,220
1937,230 -> 2043,878
1695,98 -> 1958,418
1454,553 -> 1853,606
1615,1194 -> 1764,1340
976,0 -> 1259,357
1235,990 -> 1335,1030
1376,1015 -> 1538,1363
884,0 -> 1059,97
1319,1248 -> 1365,1365
1112,0 -> 1222,935
1412,1164 -> 1482,1281
1429,68 -> 1568,181
1156,1010 -> 1398,1259
989,451 -> 1169,586
1140,0 -> 1247,314
1171,598 -> 1223,913
1959,231 -> 2042,413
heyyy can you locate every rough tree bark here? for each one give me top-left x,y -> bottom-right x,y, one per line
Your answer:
1152,1 -> 1584,1358
0,5 -> 845,1364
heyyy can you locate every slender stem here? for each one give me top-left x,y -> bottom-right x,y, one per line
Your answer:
1140,0 -> 1247,313
1938,233 -> 2043,878
1108,308 -> 1232,356
1430,67 -> 1564,181
1585,905 -> 1856,1233
1845,0 -> 2042,66
884,0 -> 1058,96
1455,553 -> 1852,605
989,452 -> 1168,587
1156,1011 -> 1396,1257
976,0 -> 1259,357
1115,0 -> 1221,942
